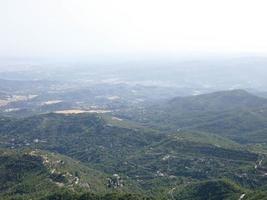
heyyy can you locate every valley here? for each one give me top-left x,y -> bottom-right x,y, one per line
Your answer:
2,0 -> 267,198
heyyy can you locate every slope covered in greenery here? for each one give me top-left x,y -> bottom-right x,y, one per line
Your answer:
0,113 -> 163,171
173,179 -> 244,200
2,90 -> 267,199
0,149 -> 145,200
120,90 -> 267,144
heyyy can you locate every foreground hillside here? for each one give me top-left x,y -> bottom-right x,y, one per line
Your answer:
1,143 -> 266,199
0,149 -> 148,200
0,149 -> 105,199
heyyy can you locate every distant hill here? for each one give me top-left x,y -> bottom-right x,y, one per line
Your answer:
168,89 -> 267,112
125,90 -> 267,143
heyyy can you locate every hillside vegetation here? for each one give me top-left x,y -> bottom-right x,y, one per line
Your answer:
1,90 -> 267,199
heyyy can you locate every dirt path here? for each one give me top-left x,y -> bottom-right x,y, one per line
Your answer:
239,193 -> 246,200
168,187 -> 177,200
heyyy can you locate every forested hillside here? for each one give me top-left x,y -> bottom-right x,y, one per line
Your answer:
1,90 -> 267,199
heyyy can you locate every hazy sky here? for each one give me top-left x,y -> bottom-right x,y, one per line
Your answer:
1,0 -> 267,59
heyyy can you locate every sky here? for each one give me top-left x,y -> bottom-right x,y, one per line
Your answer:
1,0 -> 267,59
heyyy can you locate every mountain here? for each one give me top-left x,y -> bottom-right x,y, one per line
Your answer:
122,90 -> 267,144
168,89 -> 267,112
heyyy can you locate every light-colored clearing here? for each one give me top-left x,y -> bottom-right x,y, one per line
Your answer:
0,100 -> 9,107
112,117 -> 123,121
107,96 -> 120,100
42,100 -> 62,105
4,108 -> 21,112
239,194 -> 246,200
54,109 -> 111,114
